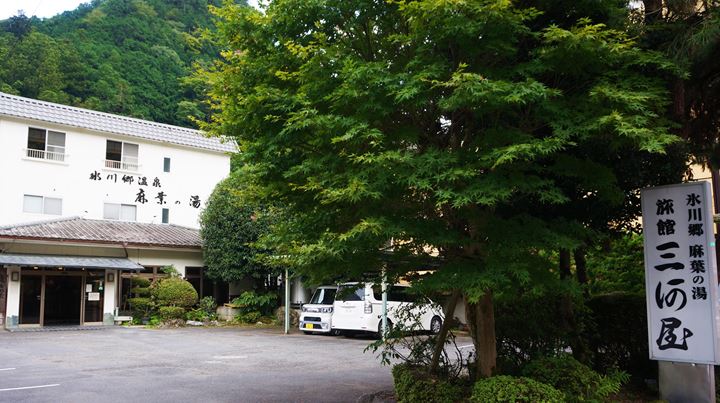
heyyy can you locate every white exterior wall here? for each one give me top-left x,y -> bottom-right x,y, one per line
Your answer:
5,266 -> 20,324
0,117 -> 230,228
103,269 -> 117,323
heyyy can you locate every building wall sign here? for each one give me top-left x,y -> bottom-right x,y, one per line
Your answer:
641,181 -> 720,364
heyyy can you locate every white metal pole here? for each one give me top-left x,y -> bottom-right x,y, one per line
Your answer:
284,268 -> 290,334
382,269 -> 388,340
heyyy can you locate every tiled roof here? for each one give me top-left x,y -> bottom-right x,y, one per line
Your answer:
0,92 -> 236,153
0,217 -> 202,249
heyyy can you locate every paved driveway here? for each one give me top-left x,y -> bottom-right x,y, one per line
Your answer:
0,327 -> 395,403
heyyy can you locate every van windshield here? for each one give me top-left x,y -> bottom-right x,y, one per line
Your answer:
309,288 -> 336,305
335,285 -> 365,301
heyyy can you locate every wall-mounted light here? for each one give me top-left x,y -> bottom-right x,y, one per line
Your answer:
10,272 -> 19,282
107,272 -> 115,283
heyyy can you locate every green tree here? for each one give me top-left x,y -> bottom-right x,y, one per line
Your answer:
199,172 -> 279,288
200,0 -> 681,378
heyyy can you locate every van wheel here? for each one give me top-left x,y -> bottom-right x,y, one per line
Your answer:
377,320 -> 393,339
330,329 -> 341,336
430,316 -> 442,334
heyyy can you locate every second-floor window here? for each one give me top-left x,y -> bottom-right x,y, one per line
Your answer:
103,203 -> 137,221
26,128 -> 66,162
106,140 -> 139,171
23,194 -> 62,215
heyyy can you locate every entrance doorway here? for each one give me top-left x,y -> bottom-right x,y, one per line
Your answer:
19,275 -> 42,325
44,276 -> 82,326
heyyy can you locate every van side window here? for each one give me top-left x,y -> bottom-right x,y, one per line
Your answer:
336,286 -> 364,301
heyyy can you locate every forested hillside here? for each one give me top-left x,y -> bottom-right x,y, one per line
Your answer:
0,0 -> 229,126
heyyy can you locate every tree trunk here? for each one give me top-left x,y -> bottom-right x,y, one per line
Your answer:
574,247 -> 588,286
559,249 -> 571,280
465,290 -> 496,380
429,289 -> 461,374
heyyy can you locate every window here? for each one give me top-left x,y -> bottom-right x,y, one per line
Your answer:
103,203 -> 137,221
26,128 -> 66,162
105,140 -> 139,171
335,285 -> 365,301
163,157 -> 171,173
162,208 -> 169,224
23,195 -> 62,215
310,288 -> 337,305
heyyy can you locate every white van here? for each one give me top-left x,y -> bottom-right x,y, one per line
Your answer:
299,285 -> 338,334
331,283 -> 443,335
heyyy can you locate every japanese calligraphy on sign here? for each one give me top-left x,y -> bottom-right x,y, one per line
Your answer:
87,171 -> 201,209
641,182 -> 720,364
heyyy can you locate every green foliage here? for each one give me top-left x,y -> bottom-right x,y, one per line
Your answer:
161,265 -> 181,278
470,375 -> 564,403
186,296 -> 218,321
392,364 -> 467,403
198,296 -> 217,316
0,0 -> 228,125
585,234 -> 645,295
522,354 -> 628,402
151,277 -> 198,308
128,276 -> 154,318
235,311 -> 262,324
131,277 -> 151,288
230,291 -> 277,316
158,306 -> 186,321
199,0 -> 684,297
200,0 -> 685,376
495,286 -> 588,374
128,297 -> 154,318
584,292 -> 653,379
200,173 -> 280,283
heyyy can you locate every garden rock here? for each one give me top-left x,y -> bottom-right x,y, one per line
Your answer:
186,320 -> 204,326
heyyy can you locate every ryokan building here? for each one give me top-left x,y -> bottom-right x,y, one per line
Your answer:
0,92 -> 235,329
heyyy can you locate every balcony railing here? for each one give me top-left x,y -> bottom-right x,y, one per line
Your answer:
25,148 -> 66,162
105,158 -> 139,172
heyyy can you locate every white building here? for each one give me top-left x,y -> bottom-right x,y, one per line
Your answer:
0,92 -> 234,329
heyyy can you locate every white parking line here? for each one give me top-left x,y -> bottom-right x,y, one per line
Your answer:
0,368 -> 16,371
0,384 -> 60,392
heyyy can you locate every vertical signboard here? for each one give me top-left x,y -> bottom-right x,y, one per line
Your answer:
641,181 -> 720,364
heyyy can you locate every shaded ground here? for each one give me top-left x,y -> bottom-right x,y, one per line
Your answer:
0,326 -> 396,403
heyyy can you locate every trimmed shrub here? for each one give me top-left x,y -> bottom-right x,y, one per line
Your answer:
471,375 -> 564,403
128,297 -> 153,310
151,277 -> 198,308
131,277 -> 151,288
522,354 -> 628,402
392,364 -> 466,403
159,306 -> 186,321
585,292 -> 653,379
495,288 -> 589,374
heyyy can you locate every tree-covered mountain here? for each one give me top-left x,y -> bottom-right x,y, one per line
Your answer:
0,0 -> 233,126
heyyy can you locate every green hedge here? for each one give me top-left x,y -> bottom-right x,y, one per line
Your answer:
585,292 -> 653,379
471,376 -> 564,403
159,306 -> 186,321
495,288 -> 588,373
392,364 -> 466,403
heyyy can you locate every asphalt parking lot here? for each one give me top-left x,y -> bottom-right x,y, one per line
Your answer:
0,326 -> 402,403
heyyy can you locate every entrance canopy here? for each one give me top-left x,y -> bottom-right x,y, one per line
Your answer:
0,254 -> 144,271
